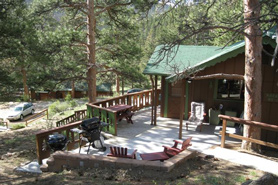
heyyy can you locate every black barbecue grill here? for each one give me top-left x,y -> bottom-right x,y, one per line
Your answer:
47,134 -> 68,152
76,118 -> 108,153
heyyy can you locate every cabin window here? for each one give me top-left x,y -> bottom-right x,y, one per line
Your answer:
217,79 -> 244,100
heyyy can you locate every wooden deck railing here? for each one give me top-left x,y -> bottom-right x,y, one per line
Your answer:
92,89 -> 161,110
87,89 -> 161,136
219,115 -> 278,149
0,120 -> 8,128
36,89 -> 161,163
25,109 -> 48,126
56,109 -> 87,127
36,121 -> 82,164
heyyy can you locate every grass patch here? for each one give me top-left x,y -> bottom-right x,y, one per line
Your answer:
11,123 -> 25,130
4,134 -> 35,146
192,175 -> 229,185
249,170 -> 258,177
4,138 -> 18,145
233,175 -> 246,183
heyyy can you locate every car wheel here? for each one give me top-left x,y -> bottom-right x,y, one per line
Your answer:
31,109 -> 35,115
20,114 -> 24,120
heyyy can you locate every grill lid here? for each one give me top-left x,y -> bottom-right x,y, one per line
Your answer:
81,118 -> 100,131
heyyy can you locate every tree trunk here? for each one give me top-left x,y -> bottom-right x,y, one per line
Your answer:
21,66 -> 29,100
242,0 -> 262,151
121,78 -> 124,95
116,74 -> 120,94
71,81 -> 75,98
87,0 -> 97,103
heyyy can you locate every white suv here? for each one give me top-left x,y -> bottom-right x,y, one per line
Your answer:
7,103 -> 35,121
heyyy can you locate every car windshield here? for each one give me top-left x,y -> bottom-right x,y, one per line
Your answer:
14,107 -> 23,111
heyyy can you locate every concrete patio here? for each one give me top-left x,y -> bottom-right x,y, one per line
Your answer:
77,107 -> 278,175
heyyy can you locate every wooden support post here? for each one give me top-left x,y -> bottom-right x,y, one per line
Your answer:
36,135 -> 43,165
179,79 -> 186,139
121,78 -> 124,95
46,109 -> 49,119
150,75 -> 154,125
221,119 -> 227,148
154,75 -> 158,126
160,76 -> 165,117
114,112 -> 117,136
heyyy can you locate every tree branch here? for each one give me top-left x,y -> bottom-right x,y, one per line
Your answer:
190,73 -> 244,81
96,47 -> 115,55
95,2 -> 132,16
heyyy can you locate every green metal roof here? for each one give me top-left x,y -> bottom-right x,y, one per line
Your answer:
265,25 -> 277,39
143,41 -> 244,78
96,83 -> 112,92
143,30 -> 276,82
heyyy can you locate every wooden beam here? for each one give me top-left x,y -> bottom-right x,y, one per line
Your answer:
191,73 -> 244,81
220,132 -> 278,149
179,79 -> 186,139
160,76 -> 165,117
221,119 -> 227,148
219,115 -> 278,132
154,75 -> 158,126
150,75 -> 154,125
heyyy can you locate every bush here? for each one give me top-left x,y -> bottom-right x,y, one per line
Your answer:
22,94 -> 30,102
11,123 -> 25,130
69,100 -> 77,107
65,93 -> 72,102
48,99 -> 78,117
48,100 -> 69,116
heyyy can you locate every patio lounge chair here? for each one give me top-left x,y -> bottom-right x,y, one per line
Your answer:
107,146 -> 137,159
186,102 -> 206,132
162,137 -> 192,157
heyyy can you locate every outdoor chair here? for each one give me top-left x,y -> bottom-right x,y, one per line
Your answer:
162,137 -> 192,157
186,102 -> 206,132
107,146 -> 137,159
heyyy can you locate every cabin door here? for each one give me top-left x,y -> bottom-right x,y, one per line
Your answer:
167,80 -> 184,118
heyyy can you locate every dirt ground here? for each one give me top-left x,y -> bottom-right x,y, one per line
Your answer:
0,101 -> 277,185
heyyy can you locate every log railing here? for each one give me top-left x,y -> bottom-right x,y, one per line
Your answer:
92,89 -> 161,111
87,89 -> 161,136
56,109 -> 87,127
219,115 -> 278,149
0,120 -> 8,128
25,109 -> 48,126
36,121 -> 82,164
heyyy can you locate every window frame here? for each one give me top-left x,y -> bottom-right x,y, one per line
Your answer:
214,79 -> 244,101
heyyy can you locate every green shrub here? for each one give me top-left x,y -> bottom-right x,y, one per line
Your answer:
69,100 -> 77,107
16,98 -> 21,102
48,100 -> 77,117
22,94 -> 30,102
49,100 -> 69,116
11,123 -> 25,130
48,100 -> 60,114
65,93 -> 72,102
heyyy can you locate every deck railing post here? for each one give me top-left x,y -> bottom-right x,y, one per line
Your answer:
221,119 -> 227,148
36,134 -> 43,164
114,112 -> 117,136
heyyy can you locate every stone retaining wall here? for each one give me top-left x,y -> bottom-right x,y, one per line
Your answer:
41,150 -> 197,173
